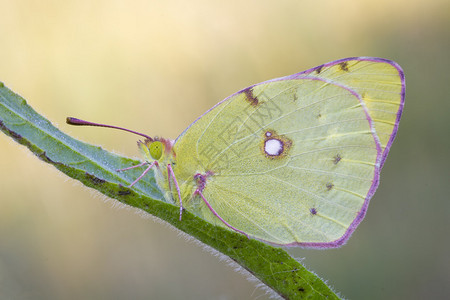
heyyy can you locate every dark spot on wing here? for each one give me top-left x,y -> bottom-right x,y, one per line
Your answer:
298,287 -> 305,292
243,87 -> 259,107
361,92 -> 367,99
326,182 -> 334,190
314,65 -> 324,74
339,62 -> 349,72
310,208 -> 317,215
194,171 -> 213,192
333,154 -> 342,164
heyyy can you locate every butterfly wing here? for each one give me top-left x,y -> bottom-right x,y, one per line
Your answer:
173,57 -> 404,247
300,57 -> 405,167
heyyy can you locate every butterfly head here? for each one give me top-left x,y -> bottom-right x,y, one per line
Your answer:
138,137 -> 174,162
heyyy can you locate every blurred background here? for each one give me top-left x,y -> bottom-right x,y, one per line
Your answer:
0,0 -> 449,299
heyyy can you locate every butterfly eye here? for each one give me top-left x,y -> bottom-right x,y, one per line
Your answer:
149,141 -> 163,160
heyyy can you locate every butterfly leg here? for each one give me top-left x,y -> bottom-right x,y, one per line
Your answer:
117,161 -> 159,187
116,161 -> 149,172
194,189 -> 250,239
167,164 -> 183,221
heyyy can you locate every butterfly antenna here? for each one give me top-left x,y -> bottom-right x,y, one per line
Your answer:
66,117 -> 153,140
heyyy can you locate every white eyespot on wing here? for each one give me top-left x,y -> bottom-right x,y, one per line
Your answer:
264,138 -> 284,156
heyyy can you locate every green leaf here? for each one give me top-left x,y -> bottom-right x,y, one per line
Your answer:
0,81 -> 340,300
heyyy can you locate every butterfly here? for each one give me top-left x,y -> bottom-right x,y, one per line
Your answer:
68,57 -> 405,247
